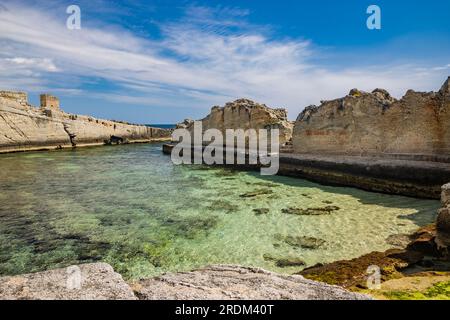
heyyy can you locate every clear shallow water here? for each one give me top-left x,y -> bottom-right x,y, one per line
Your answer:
0,143 -> 439,280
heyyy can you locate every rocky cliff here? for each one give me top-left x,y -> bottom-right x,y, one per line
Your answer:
293,77 -> 450,160
186,99 -> 293,145
437,183 -> 450,250
0,91 -> 171,153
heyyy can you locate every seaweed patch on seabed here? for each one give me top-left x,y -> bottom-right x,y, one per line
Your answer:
246,181 -> 280,188
282,205 -> 340,216
239,189 -> 274,198
103,238 -> 172,276
207,200 -> 240,214
214,169 -> 239,177
162,215 -> 220,239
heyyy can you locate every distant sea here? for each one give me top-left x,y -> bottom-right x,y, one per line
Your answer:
146,124 -> 176,129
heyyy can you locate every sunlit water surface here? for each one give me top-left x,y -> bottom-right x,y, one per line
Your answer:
0,144 -> 439,279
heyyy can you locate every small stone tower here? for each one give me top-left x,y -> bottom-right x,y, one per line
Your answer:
40,94 -> 60,110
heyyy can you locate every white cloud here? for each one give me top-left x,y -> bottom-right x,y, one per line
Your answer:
0,2 -> 448,120
3,57 -> 58,72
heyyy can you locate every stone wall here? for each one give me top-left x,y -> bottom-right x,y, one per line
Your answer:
186,99 -> 293,145
0,92 -> 171,153
40,94 -> 60,110
293,78 -> 450,160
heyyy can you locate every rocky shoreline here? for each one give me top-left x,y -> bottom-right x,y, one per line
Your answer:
0,263 -> 370,300
298,184 -> 450,299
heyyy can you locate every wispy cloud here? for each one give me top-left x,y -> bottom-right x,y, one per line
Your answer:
0,1 -> 448,121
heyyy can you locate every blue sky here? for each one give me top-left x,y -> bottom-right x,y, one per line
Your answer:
0,0 -> 449,123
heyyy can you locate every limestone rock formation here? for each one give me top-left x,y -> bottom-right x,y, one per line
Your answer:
293,77 -> 450,158
175,118 -> 194,129
0,263 -> 371,300
436,183 -> 450,249
0,91 -> 171,153
0,263 -> 136,300
187,99 -> 293,145
133,264 -> 370,300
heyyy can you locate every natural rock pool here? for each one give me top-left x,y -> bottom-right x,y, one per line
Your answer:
0,143 -> 440,280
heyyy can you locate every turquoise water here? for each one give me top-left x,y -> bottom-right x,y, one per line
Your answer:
0,143 -> 440,280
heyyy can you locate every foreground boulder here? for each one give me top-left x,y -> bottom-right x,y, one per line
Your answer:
132,264 -> 370,300
0,263 -> 136,300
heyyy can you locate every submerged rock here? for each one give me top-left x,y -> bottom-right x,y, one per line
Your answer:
253,208 -> 270,215
263,253 -> 306,267
275,234 -> 326,250
282,205 -> 340,216
276,258 -> 306,268
239,189 -> 274,198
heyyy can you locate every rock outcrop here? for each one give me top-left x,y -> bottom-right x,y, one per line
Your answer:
0,91 -> 171,153
0,263 -> 136,300
299,224 -> 447,290
133,264 -> 370,300
186,99 -> 293,145
0,263 -> 370,300
436,183 -> 450,250
293,77 -> 450,160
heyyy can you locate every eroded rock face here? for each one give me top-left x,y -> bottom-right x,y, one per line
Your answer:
132,264 -> 370,300
0,263 -> 136,300
187,99 -> 293,145
293,78 -> 450,158
437,183 -> 450,249
0,92 -> 171,153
